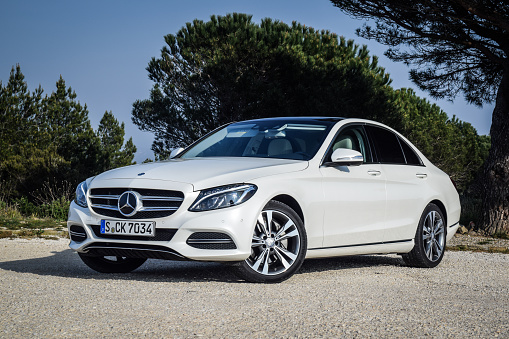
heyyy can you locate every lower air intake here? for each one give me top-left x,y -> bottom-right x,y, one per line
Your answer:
186,232 -> 237,250
70,225 -> 87,242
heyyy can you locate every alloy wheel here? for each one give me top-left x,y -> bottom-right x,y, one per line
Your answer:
422,210 -> 445,262
246,209 -> 301,276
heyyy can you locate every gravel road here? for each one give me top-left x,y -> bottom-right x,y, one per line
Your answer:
1,238 -> 508,338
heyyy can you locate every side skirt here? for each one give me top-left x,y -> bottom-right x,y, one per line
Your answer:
305,239 -> 414,259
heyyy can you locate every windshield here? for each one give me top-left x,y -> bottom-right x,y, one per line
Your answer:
180,118 -> 337,161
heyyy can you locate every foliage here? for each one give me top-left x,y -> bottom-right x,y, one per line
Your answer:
0,65 -> 137,203
329,1 -> 509,235
13,196 -> 70,221
330,0 -> 506,106
97,111 -> 137,171
0,199 -> 22,219
0,65 -> 56,200
459,194 -> 482,228
41,76 -> 101,183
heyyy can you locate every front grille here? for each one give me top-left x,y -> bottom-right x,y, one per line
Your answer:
82,242 -> 186,260
89,188 -> 184,219
89,225 -> 177,241
70,225 -> 87,242
186,232 -> 237,250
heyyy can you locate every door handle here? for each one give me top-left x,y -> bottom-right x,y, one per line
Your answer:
416,173 -> 428,179
368,170 -> 381,176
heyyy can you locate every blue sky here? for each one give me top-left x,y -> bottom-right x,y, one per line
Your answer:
0,0 -> 494,162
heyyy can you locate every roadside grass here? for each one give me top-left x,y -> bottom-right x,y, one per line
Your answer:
0,216 -> 65,230
0,199 -> 69,240
0,217 -> 68,239
446,244 -> 509,254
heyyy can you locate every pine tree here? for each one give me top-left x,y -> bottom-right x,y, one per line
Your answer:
0,65 -> 60,197
97,111 -> 137,171
41,76 -> 101,183
0,66 -> 137,201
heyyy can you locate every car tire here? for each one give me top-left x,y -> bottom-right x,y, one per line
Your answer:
78,253 -> 147,273
234,200 -> 307,283
402,203 -> 446,268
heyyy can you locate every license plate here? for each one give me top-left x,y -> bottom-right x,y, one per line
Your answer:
100,220 -> 155,237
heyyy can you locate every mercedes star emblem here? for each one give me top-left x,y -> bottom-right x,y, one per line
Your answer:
118,191 -> 139,217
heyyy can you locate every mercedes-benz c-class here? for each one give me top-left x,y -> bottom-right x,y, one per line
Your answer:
67,117 -> 460,282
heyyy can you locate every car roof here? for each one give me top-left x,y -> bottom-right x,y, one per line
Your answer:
236,116 -> 345,124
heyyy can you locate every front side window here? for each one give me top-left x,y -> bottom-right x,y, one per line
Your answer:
326,125 -> 372,163
180,119 -> 337,161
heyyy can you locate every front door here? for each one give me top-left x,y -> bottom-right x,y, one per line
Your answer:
319,125 -> 387,247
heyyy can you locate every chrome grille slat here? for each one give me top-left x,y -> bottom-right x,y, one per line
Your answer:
69,225 -> 87,243
139,206 -> 179,212
91,204 -> 119,211
89,194 -> 120,199
89,188 -> 184,219
140,196 -> 184,202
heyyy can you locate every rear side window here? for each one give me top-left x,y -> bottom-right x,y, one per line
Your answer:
399,138 -> 422,165
366,126 -> 405,164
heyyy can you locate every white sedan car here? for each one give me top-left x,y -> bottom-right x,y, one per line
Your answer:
68,117 -> 460,282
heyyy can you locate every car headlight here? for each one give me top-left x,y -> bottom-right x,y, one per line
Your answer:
75,180 -> 88,208
189,184 -> 257,212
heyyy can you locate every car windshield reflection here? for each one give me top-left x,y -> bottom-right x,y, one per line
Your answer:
180,119 -> 336,161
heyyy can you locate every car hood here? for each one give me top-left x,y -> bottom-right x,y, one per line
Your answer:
91,157 -> 309,191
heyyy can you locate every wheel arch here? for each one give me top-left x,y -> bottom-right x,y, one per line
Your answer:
271,194 -> 304,225
430,199 -> 447,227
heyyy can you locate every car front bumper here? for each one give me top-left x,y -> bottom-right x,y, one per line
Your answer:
67,196 -> 261,262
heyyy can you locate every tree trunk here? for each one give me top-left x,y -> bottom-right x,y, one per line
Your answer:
482,71 -> 509,236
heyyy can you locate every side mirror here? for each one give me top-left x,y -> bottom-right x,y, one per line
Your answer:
170,147 -> 184,159
330,148 -> 363,166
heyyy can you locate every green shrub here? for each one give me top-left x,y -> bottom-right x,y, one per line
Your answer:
34,197 -> 70,221
0,200 -> 22,219
459,195 -> 482,229
2,196 -> 70,222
